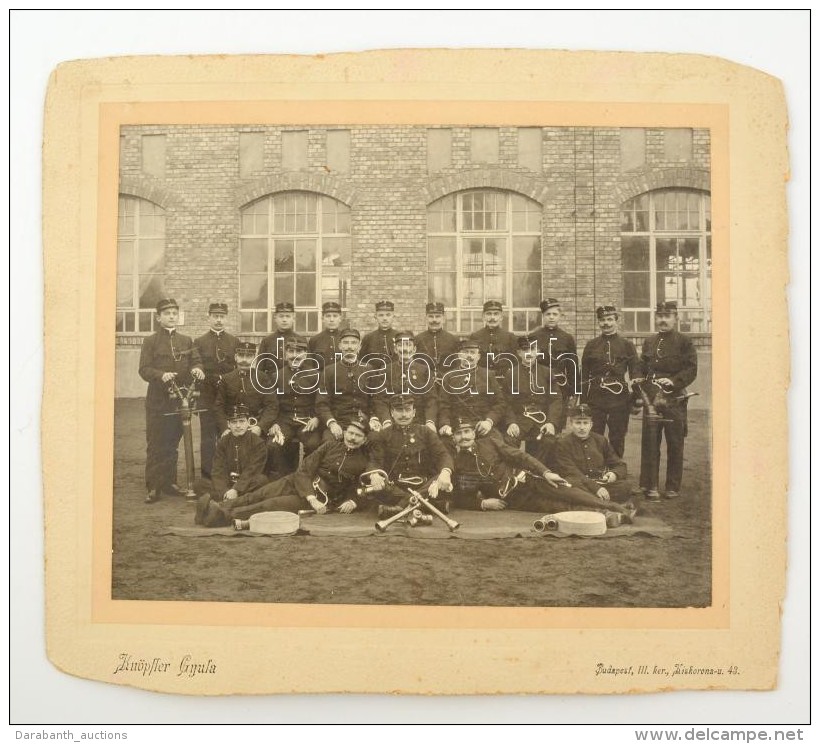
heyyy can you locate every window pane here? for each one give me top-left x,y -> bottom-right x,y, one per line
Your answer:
116,277 -> 133,307
635,208 -> 649,232
138,275 -> 164,309
115,313 -> 125,333
623,273 -> 650,307
635,311 -> 651,332
241,275 -> 268,309
656,238 -> 678,271
117,240 -> 133,274
428,273 -> 456,306
295,239 -> 316,271
462,274 -> 483,307
124,312 -> 135,333
296,273 -> 316,306
485,273 -> 506,303
322,236 -> 351,267
274,240 -> 294,271
240,313 -> 254,333
321,268 -> 350,307
512,236 -> 540,270
463,239 -> 484,271
621,208 -> 634,232
138,238 -> 165,273
427,237 -> 455,270
621,236 -> 649,270
485,238 -> 506,270
240,238 -> 268,272
138,312 -> 153,333
511,311 -> 530,333
273,275 -> 294,304
513,272 -> 540,306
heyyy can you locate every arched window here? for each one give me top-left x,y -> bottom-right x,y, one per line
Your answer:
621,188 -> 712,333
116,195 -> 166,333
239,192 -> 352,334
427,189 -> 542,333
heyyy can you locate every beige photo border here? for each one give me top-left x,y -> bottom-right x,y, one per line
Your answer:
42,50 -> 788,695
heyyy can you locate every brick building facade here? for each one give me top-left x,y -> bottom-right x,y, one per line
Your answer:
115,125 -> 711,404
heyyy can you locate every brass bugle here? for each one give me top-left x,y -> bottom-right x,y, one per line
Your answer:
375,500 -> 418,532
407,488 -> 460,531
533,514 -> 559,532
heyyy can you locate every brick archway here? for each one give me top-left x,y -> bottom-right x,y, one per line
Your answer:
615,167 -> 711,203
236,172 -> 357,208
118,175 -> 180,209
424,167 -> 550,205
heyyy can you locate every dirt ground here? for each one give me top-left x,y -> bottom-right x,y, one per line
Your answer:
111,399 -> 711,607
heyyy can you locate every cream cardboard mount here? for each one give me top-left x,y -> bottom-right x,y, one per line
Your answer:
41,50 -> 788,695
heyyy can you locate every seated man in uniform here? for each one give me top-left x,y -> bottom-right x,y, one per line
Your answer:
267,336 -> 323,477
447,417 -> 635,521
364,394 -> 453,510
554,403 -> 638,508
316,327 -> 375,442
501,335 -> 564,465
193,405 -> 269,512
372,330 -> 438,433
437,338 -> 505,440
195,416 -> 371,527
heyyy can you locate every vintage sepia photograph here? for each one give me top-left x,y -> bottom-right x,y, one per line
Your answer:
110,120 -> 713,608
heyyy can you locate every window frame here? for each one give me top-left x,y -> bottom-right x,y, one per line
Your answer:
427,189 -> 543,334
115,195 -> 166,335
239,191 -> 352,335
620,188 -> 712,334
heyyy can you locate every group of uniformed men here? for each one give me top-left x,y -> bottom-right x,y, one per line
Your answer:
137,294 -> 697,528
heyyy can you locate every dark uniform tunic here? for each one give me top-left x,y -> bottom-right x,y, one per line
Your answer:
469,326 -> 519,381
138,328 -> 203,494
213,368 -> 278,435
638,329 -> 698,493
257,329 -> 306,374
218,439 -> 372,521
308,328 -> 342,369
193,329 -> 239,477
581,333 -> 640,458
414,329 -> 461,379
366,424 -> 454,505
269,363 -> 323,475
500,360 -> 565,464
360,328 -> 396,361
554,431 -> 633,503
530,325 -> 580,419
316,359 -> 376,434
373,358 -> 439,428
437,367 -> 506,432
193,431 -> 269,500
448,437 -> 593,513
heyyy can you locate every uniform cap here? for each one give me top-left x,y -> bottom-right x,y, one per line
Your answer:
347,413 -> 370,435
285,336 -> 309,350
339,327 -> 361,341
375,300 -> 395,311
275,301 -> 295,313
483,300 -> 503,312
459,337 -> 481,350
567,403 -> 594,419
425,301 -> 445,314
208,302 -> 228,315
539,298 -> 561,312
156,298 -> 179,313
389,393 -> 416,410
454,417 -> 476,431
517,335 -> 536,350
322,301 -> 342,314
393,330 -> 415,343
656,301 -> 678,313
236,341 -> 257,353
596,304 -> 619,319
228,404 -> 251,420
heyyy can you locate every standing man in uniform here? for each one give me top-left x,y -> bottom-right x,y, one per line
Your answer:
138,298 -> 204,503
414,301 -> 461,381
308,300 -> 344,369
531,297 -> 580,429
469,300 -> 518,383
360,300 -> 397,362
581,304 -> 640,458
636,301 -> 698,501
257,301 -> 304,374
194,302 -> 238,479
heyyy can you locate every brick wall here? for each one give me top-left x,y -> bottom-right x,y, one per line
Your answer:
116,124 -> 711,398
